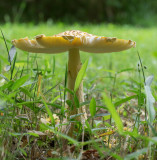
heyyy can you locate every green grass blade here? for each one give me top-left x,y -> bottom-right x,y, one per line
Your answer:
11,75 -> 29,90
124,148 -> 148,160
74,93 -> 80,108
0,60 -> 1,73
0,74 -> 9,82
0,29 -> 11,65
74,59 -> 88,92
20,87 -> 33,98
52,56 -> 55,74
144,75 -> 155,124
89,97 -> 96,117
41,123 -> 79,145
42,97 -> 55,126
114,95 -> 137,107
64,63 -> 68,106
103,93 -> 123,133
10,52 -> 17,80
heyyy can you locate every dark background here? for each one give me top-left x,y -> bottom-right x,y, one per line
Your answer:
0,0 -> 157,26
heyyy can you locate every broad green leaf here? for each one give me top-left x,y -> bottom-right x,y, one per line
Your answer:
103,93 -> 123,133
74,59 -> 88,92
11,75 -> 29,90
89,97 -> 96,117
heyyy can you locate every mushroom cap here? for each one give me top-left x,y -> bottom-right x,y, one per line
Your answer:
12,30 -> 136,53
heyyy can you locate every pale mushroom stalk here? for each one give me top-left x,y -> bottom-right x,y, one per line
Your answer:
67,48 -> 87,137
68,48 -> 84,113
12,30 -> 136,138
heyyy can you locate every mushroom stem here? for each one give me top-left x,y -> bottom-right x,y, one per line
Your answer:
67,48 -> 87,137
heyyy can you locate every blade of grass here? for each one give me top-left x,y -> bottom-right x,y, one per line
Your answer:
124,148 -> 148,160
0,28 -> 11,65
52,56 -> 55,74
0,74 -> 9,82
41,96 -> 55,127
64,63 -> 68,105
41,123 -> 79,145
144,75 -> 155,124
11,75 -> 29,91
114,95 -> 137,107
89,97 -> 96,117
103,93 -> 123,133
74,59 -> 88,92
10,52 -> 17,80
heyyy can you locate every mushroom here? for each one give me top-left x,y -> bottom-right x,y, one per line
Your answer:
12,30 -> 136,137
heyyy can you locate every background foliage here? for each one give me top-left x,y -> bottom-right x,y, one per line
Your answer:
0,0 -> 157,26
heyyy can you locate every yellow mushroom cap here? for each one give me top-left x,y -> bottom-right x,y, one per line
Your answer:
12,30 -> 136,54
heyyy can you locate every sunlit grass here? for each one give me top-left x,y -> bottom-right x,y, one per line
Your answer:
0,23 -> 157,159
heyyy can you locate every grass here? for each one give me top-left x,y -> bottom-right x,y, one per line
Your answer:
0,22 -> 157,159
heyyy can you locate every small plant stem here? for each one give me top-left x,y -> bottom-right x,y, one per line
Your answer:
137,51 -> 145,85
91,117 -> 94,128
137,52 -> 148,135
